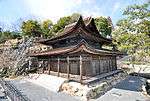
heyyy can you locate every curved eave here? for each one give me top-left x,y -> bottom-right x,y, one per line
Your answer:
29,40 -> 119,57
38,16 -> 85,44
29,46 -> 75,57
68,41 -> 119,55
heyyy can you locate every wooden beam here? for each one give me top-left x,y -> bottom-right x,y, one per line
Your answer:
57,58 -> 60,77
80,55 -> 83,83
67,56 -> 70,79
46,57 -> 91,61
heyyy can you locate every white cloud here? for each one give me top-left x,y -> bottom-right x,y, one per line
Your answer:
80,6 -> 105,18
24,0 -> 76,22
24,0 -> 90,22
72,0 -> 82,4
23,0 -> 98,22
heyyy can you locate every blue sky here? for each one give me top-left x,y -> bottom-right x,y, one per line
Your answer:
0,0 -> 148,30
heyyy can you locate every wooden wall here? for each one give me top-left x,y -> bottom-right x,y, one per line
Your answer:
48,59 -> 80,75
87,56 -> 117,76
34,55 -> 117,77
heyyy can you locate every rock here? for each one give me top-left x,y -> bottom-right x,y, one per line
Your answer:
60,72 -> 127,100
142,85 -> 147,95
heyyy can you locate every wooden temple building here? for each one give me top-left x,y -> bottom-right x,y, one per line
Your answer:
30,16 -> 121,82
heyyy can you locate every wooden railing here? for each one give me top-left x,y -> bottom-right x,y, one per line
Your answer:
0,78 -> 31,101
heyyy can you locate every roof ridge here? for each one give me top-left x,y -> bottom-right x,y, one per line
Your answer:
64,16 -> 92,29
84,17 -> 92,26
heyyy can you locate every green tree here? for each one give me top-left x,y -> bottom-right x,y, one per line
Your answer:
0,27 -> 2,33
10,31 -> 21,39
41,20 -> 53,38
21,20 -> 42,37
50,13 -> 80,34
113,2 -> 150,63
51,16 -> 71,34
0,31 -> 14,43
95,17 -> 112,37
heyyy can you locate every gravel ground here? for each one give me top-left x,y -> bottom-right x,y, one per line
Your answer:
9,79 -> 80,101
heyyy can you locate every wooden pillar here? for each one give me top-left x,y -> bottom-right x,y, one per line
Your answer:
108,57 -> 111,72
103,58 -> 105,73
109,57 -> 112,71
104,58 -> 107,73
90,56 -> 93,76
80,55 -> 83,82
98,56 -> 101,75
111,57 -> 113,71
42,61 -> 44,73
57,58 -> 60,77
37,57 -> 39,74
67,56 -> 70,79
111,57 -> 114,70
28,57 -> 31,70
105,58 -> 108,72
101,57 -> 103,73
112,56 -> 115,70
85,57 -> 88,78
114,56 -> 117,70
48,58 -> 51,75
107,57 -> 109,72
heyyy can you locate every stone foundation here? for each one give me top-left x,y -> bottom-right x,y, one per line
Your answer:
60,72 -> 127,100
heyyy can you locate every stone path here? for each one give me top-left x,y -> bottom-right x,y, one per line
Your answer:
114,76 -> 146,91
0,84 -> 9,101
27,74 -> 67,92
93,76 -> 150,101
9,79 -> 80,101
6,76 -> 150,101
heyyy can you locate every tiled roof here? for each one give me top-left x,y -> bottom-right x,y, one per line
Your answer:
38,16 -> 112,45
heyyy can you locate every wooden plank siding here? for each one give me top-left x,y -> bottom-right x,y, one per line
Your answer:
34,55 -> 117,79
